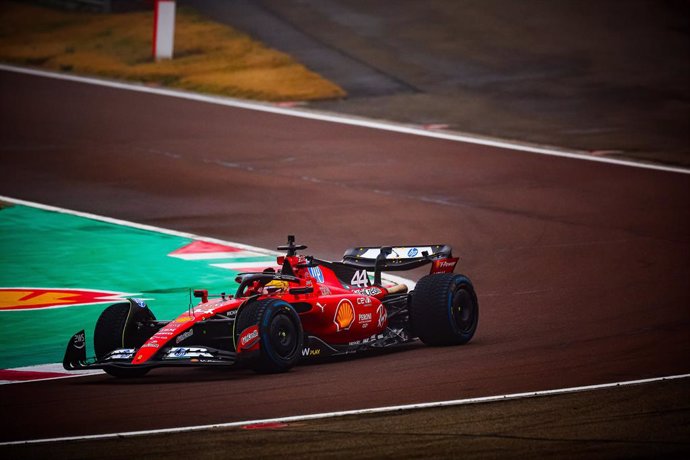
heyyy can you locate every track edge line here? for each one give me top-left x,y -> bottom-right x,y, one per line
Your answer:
2,373 -> 688,446
1,63 -> 688,175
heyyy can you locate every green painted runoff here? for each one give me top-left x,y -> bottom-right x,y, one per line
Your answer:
0,204 -> 273,369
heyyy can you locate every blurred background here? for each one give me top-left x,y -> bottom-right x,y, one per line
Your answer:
9,0 -> 686,167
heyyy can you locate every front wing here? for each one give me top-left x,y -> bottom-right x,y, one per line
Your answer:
63,330 -> 237,372
63,326 -> 413,373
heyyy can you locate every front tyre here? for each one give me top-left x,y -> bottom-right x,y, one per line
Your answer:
94,300 -> 155,378
410,273 -> 479,346
235,299 -> 303,373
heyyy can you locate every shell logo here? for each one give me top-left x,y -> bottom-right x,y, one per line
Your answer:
334,299 -> 355,331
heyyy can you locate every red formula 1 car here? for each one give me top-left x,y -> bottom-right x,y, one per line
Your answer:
64,236 -> 478,377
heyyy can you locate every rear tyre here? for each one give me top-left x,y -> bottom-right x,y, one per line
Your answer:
409,273 -> 478,346
94,301 -> 155,378
235,299 -> 303,373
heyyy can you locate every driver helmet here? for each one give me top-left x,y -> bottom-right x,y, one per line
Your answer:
263,280 -> 289,295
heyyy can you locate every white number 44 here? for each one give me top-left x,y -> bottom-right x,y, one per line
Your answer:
351,270 -> 369,287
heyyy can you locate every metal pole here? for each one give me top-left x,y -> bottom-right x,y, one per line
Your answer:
153,0 -> 176,61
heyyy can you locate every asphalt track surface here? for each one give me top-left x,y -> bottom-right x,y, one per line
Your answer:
1,70 -> 689,456
184,0 -> 690,167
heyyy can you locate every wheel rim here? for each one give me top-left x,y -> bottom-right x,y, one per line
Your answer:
451,286 -> 476,334
269,313 -> 298,357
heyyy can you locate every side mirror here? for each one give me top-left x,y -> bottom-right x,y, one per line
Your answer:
193,289 -> 209,303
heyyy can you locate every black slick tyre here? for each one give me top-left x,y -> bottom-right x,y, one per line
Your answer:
94,301 -> 155,378
409,273 -> 479,346
235,299 -> 303,373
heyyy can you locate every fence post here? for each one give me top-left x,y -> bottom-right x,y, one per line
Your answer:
153,0 -> 176,61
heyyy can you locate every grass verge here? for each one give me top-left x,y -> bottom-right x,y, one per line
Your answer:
0,2 -> 346,101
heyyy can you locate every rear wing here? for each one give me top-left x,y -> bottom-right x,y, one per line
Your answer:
341,245 -> 458,284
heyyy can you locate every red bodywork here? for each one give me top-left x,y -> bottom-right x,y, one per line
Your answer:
63,240 -> 464,374
131,254 -> 394,365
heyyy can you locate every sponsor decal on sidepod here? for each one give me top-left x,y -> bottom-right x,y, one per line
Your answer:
334,299 -> 355,331
239,326 -> 260,350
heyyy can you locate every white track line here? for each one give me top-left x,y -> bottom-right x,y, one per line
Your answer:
170,251 -> 266,260
1,64 -> 688,175
2,373 -> 688,446
0,195 -> 277,257
0,363 -> 102,385
0,194 -> 416,384
212,261 -> 283,270
0,195 -> 416,291
0,193 -> 418,295
1,206 -> 687,443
